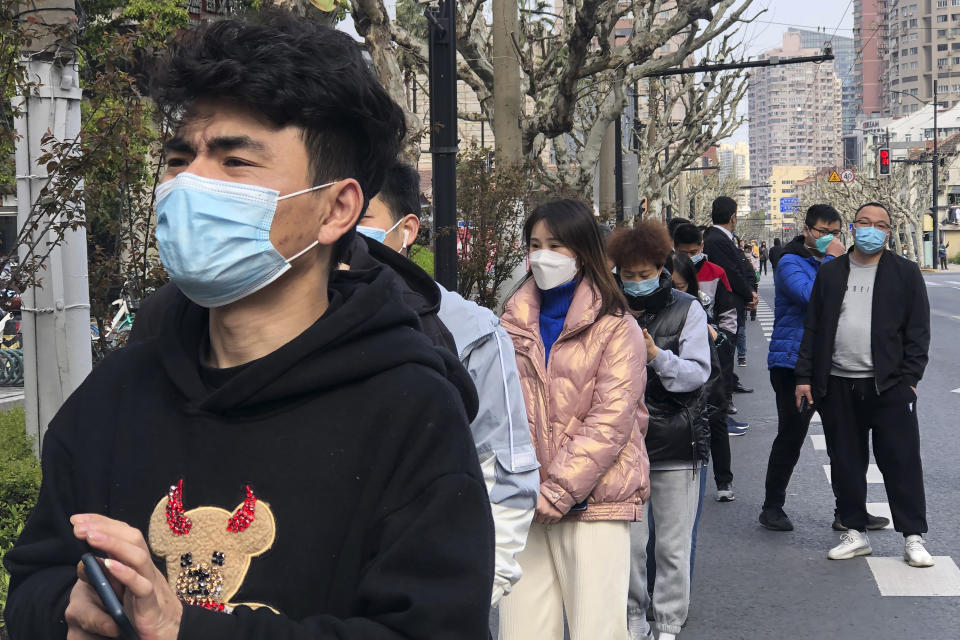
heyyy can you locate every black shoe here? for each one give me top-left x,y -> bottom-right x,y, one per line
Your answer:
760,507 -> 794,531
738,357 -> 747,367
727,404 -> 738,415
734,383 -> 754,393
832,513 -> 891,531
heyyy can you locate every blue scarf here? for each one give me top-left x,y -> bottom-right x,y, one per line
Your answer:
539,279 -> 577,366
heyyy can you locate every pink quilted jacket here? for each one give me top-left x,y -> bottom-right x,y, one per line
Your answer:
500,277 -> 650,522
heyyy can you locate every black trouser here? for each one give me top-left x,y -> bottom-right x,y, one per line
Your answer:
711,331 -> 735,487
760,259 -> 768,275
763,367 -> 818,510
820,376 -> 927,535
941,256 -> 948,269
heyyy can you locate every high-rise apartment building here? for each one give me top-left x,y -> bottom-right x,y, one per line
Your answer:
748,33 -> 843,214
789,29 -> 857,135
854,0 -> 887,119
884,0 -> 960,117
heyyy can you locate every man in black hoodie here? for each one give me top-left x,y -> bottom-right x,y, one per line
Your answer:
3,12 -> 494,640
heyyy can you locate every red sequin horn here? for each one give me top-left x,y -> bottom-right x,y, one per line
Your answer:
166,479 -> 193,536
226,486 -> 257,533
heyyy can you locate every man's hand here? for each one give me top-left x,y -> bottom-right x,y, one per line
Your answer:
71,514 -> 182,640
534,493 -> 564,525
825,237 -> 845,257
642,328 -> 658,363
66,569 -> 123,639
795,384 -> 814,411
745,291 -> 758,311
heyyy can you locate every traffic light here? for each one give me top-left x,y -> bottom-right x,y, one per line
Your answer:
878,148 -> 891,176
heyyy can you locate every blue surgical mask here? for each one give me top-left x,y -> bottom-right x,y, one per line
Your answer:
623,274 -> 661,297
690,252 -> 706,265
853,226 -> 887,255
155,173 -> 335,308
815,234 -> 835,254
357,218 -> 403,246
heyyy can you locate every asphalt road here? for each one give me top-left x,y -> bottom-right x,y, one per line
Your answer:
490,270 -> 960,639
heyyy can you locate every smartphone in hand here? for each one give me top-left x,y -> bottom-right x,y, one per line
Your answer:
80,552 -> 140,640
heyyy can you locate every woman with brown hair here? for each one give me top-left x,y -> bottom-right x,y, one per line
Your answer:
498,199 -> 650,640
606,221 -> 712,640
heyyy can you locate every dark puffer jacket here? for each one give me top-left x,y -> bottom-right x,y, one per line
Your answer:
625,281 -> 710,466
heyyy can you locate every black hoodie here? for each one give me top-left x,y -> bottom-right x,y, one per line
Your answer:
3,266 -> 493,639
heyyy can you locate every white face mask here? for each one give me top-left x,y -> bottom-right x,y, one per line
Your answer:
529,249 -> 578,290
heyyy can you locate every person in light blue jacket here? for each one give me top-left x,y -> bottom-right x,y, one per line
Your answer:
357,162 -> 540,605
760,205 -> 887,533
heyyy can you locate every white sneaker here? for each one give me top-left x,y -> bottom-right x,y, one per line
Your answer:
627,616 -> 652,640
904,535 -> 935,567
828,530 -> 872,560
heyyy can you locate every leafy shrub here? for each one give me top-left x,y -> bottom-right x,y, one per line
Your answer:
0,408 -> 41,637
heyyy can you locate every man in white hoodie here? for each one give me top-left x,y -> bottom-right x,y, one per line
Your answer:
358,162 -> 540,605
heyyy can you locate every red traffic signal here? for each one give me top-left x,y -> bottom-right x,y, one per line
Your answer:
878,148 -> 891,175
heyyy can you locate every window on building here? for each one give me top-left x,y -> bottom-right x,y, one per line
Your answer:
938,29 -> 948,37
940,0 -> 949,7
911,47 -> 919,54
938,14 -> 948,22
939,57 -> 948,67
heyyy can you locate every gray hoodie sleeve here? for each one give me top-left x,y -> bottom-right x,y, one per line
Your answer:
437,289 -> 538,606
649,302 -> 711,393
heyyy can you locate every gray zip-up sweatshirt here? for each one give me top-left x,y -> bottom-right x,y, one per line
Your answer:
437,286 -> 539,606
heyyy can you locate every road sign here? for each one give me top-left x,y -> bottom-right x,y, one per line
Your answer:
779,197 -> 799,213
828,170 -> 842,183
840,169 -> 855,184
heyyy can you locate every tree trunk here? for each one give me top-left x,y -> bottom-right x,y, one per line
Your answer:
492,0 -> 522,168
352,1 -> 423,163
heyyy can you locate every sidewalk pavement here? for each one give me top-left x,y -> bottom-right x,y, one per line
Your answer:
0,386 -> 24,411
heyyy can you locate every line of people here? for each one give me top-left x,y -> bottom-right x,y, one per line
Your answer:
0,11 -> 934,640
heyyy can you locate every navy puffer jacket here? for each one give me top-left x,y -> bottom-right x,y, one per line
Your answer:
767,237 -> 836,370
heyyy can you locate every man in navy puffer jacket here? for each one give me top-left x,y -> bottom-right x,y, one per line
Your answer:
759,205 -> 847,532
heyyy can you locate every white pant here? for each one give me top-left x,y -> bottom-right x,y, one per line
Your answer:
498,520 -> 631,640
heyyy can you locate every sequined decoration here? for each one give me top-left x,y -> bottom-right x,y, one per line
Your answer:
176,561 -> 225,611
166,479 -> 193,535
226,486 -> 257,532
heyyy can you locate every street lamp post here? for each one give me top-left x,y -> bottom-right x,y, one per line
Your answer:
890,84 -> 940,265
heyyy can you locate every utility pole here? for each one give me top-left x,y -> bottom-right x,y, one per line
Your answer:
614,113 -> 624,224
933,80 -> 940,254
14,0 -> 91,454
427,0 -> 458,292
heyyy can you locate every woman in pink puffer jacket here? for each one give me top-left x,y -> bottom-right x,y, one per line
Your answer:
498,199 -> 650,640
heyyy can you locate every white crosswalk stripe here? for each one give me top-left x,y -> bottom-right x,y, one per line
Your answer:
866,557 -> 960,596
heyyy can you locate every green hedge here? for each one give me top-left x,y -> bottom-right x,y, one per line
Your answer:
0,408 -> 41,638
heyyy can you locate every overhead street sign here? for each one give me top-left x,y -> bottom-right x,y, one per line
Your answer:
780,197 -> 799,213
